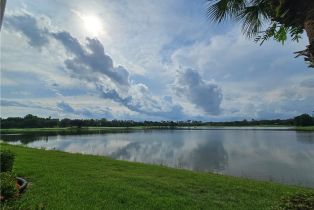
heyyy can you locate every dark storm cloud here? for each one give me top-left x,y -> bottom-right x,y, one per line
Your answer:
173,68 -> 222,115
4,14 -> 49,48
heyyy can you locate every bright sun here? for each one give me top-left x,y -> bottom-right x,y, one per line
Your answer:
82,15 -> 103,36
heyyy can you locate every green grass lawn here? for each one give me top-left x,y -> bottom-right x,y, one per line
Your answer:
1,144 -> 313,210
0,127 -> 142,134
0,126 -> 177,135
295,126 -> 314,131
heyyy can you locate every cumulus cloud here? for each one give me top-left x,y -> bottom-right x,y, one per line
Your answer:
3,13 -> 186,119
57,101 -> 75,113
300,78 -> 314,88
98,86 -> 185,119
173,69 -> 222,115
0,99 -> 112,119
52,32 -> 130,86
1,99 -> 55,111
4,13 -> 130,87
1,100 -> 30,108
2,2 -> 312,121
4,13 -> 49,48
51,31 -> 184,117
49,25 -> 187,118
168,26 -> 311,119
57,101 -> 112,118
219,82 -> 314,120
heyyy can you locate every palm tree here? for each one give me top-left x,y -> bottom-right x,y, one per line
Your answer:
0,0 -> 7,31
206,0 -> 314,67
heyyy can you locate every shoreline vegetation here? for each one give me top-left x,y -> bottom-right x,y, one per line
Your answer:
1,113 -> 313,133
1,143 -> 313,209
1,125 -> 313,134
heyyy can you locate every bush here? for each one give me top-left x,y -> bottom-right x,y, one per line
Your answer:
294,114 -> 314,126
278,192 -> 314,210
0,172 -> 18,200
0,150 -> 15,172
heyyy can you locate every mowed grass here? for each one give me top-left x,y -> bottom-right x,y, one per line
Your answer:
0,127 -> 144,134
1,144 -> 313,210
295,126 -> 314,131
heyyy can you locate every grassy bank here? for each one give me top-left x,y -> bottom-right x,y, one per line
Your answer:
0,127 -> 143,134
295,126 -> 314,131
0,126 -> 176,135
1,144 -> 313,210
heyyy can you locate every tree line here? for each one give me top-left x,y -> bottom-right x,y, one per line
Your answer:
0,114 -> 313,129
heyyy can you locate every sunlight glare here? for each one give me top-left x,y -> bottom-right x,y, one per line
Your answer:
82,15 -> 103,36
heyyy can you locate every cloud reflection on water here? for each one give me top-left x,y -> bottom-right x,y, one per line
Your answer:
2,130 -> 314,187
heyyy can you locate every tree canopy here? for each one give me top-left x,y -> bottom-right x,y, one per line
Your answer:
0,113 -> 313,129
207,0 -> 314,67
294,114 -> 314,126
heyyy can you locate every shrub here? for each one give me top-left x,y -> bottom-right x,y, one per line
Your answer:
278,192 -> 314,210
294,114 -> 314,126
0,172 -> 18,200
0,150 -> 15,172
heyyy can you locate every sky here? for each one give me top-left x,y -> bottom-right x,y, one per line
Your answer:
1,0 -> 313,121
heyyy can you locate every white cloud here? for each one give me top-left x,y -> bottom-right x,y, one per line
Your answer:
2,12 -> 187,119
173,68 -> 222,115
1,1 -> 312,120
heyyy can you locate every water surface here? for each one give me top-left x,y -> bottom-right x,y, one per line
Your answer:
2,129 -> 314,187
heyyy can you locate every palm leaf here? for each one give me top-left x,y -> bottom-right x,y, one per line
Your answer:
207,0 -> 271,38
207,0 -> 246,23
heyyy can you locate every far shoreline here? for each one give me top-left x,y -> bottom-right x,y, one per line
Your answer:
1,125 -> 313,134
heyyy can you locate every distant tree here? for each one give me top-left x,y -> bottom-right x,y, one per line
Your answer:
23,114 -> 40,128
72,119 -> 83,128
294,114 -> 314,126
99,118 -> 108,127
60,118 -> 72,127
207,0 -> 314,67
0,113 -> 311,128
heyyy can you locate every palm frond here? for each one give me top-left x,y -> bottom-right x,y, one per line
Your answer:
207,0 -> 271,38
240,5 -> 263,37
254,23 -> 277,45
206,0 -> 246,23
237,0 -> 270,38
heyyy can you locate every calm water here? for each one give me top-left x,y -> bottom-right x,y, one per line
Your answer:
2,129 -> 314,187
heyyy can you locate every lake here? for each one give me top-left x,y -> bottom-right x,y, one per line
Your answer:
2,128 -> 314,188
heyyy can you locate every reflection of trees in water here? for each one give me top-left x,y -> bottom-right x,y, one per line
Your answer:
1,130 -> 135,144
3,130 -> 228,173
296,133 -> 314,144
1,134 -> 48,144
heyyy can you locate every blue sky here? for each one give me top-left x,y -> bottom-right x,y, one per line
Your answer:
1,0 -> 313,121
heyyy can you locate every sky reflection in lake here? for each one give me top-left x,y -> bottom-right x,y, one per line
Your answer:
2,129 -> 314,187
